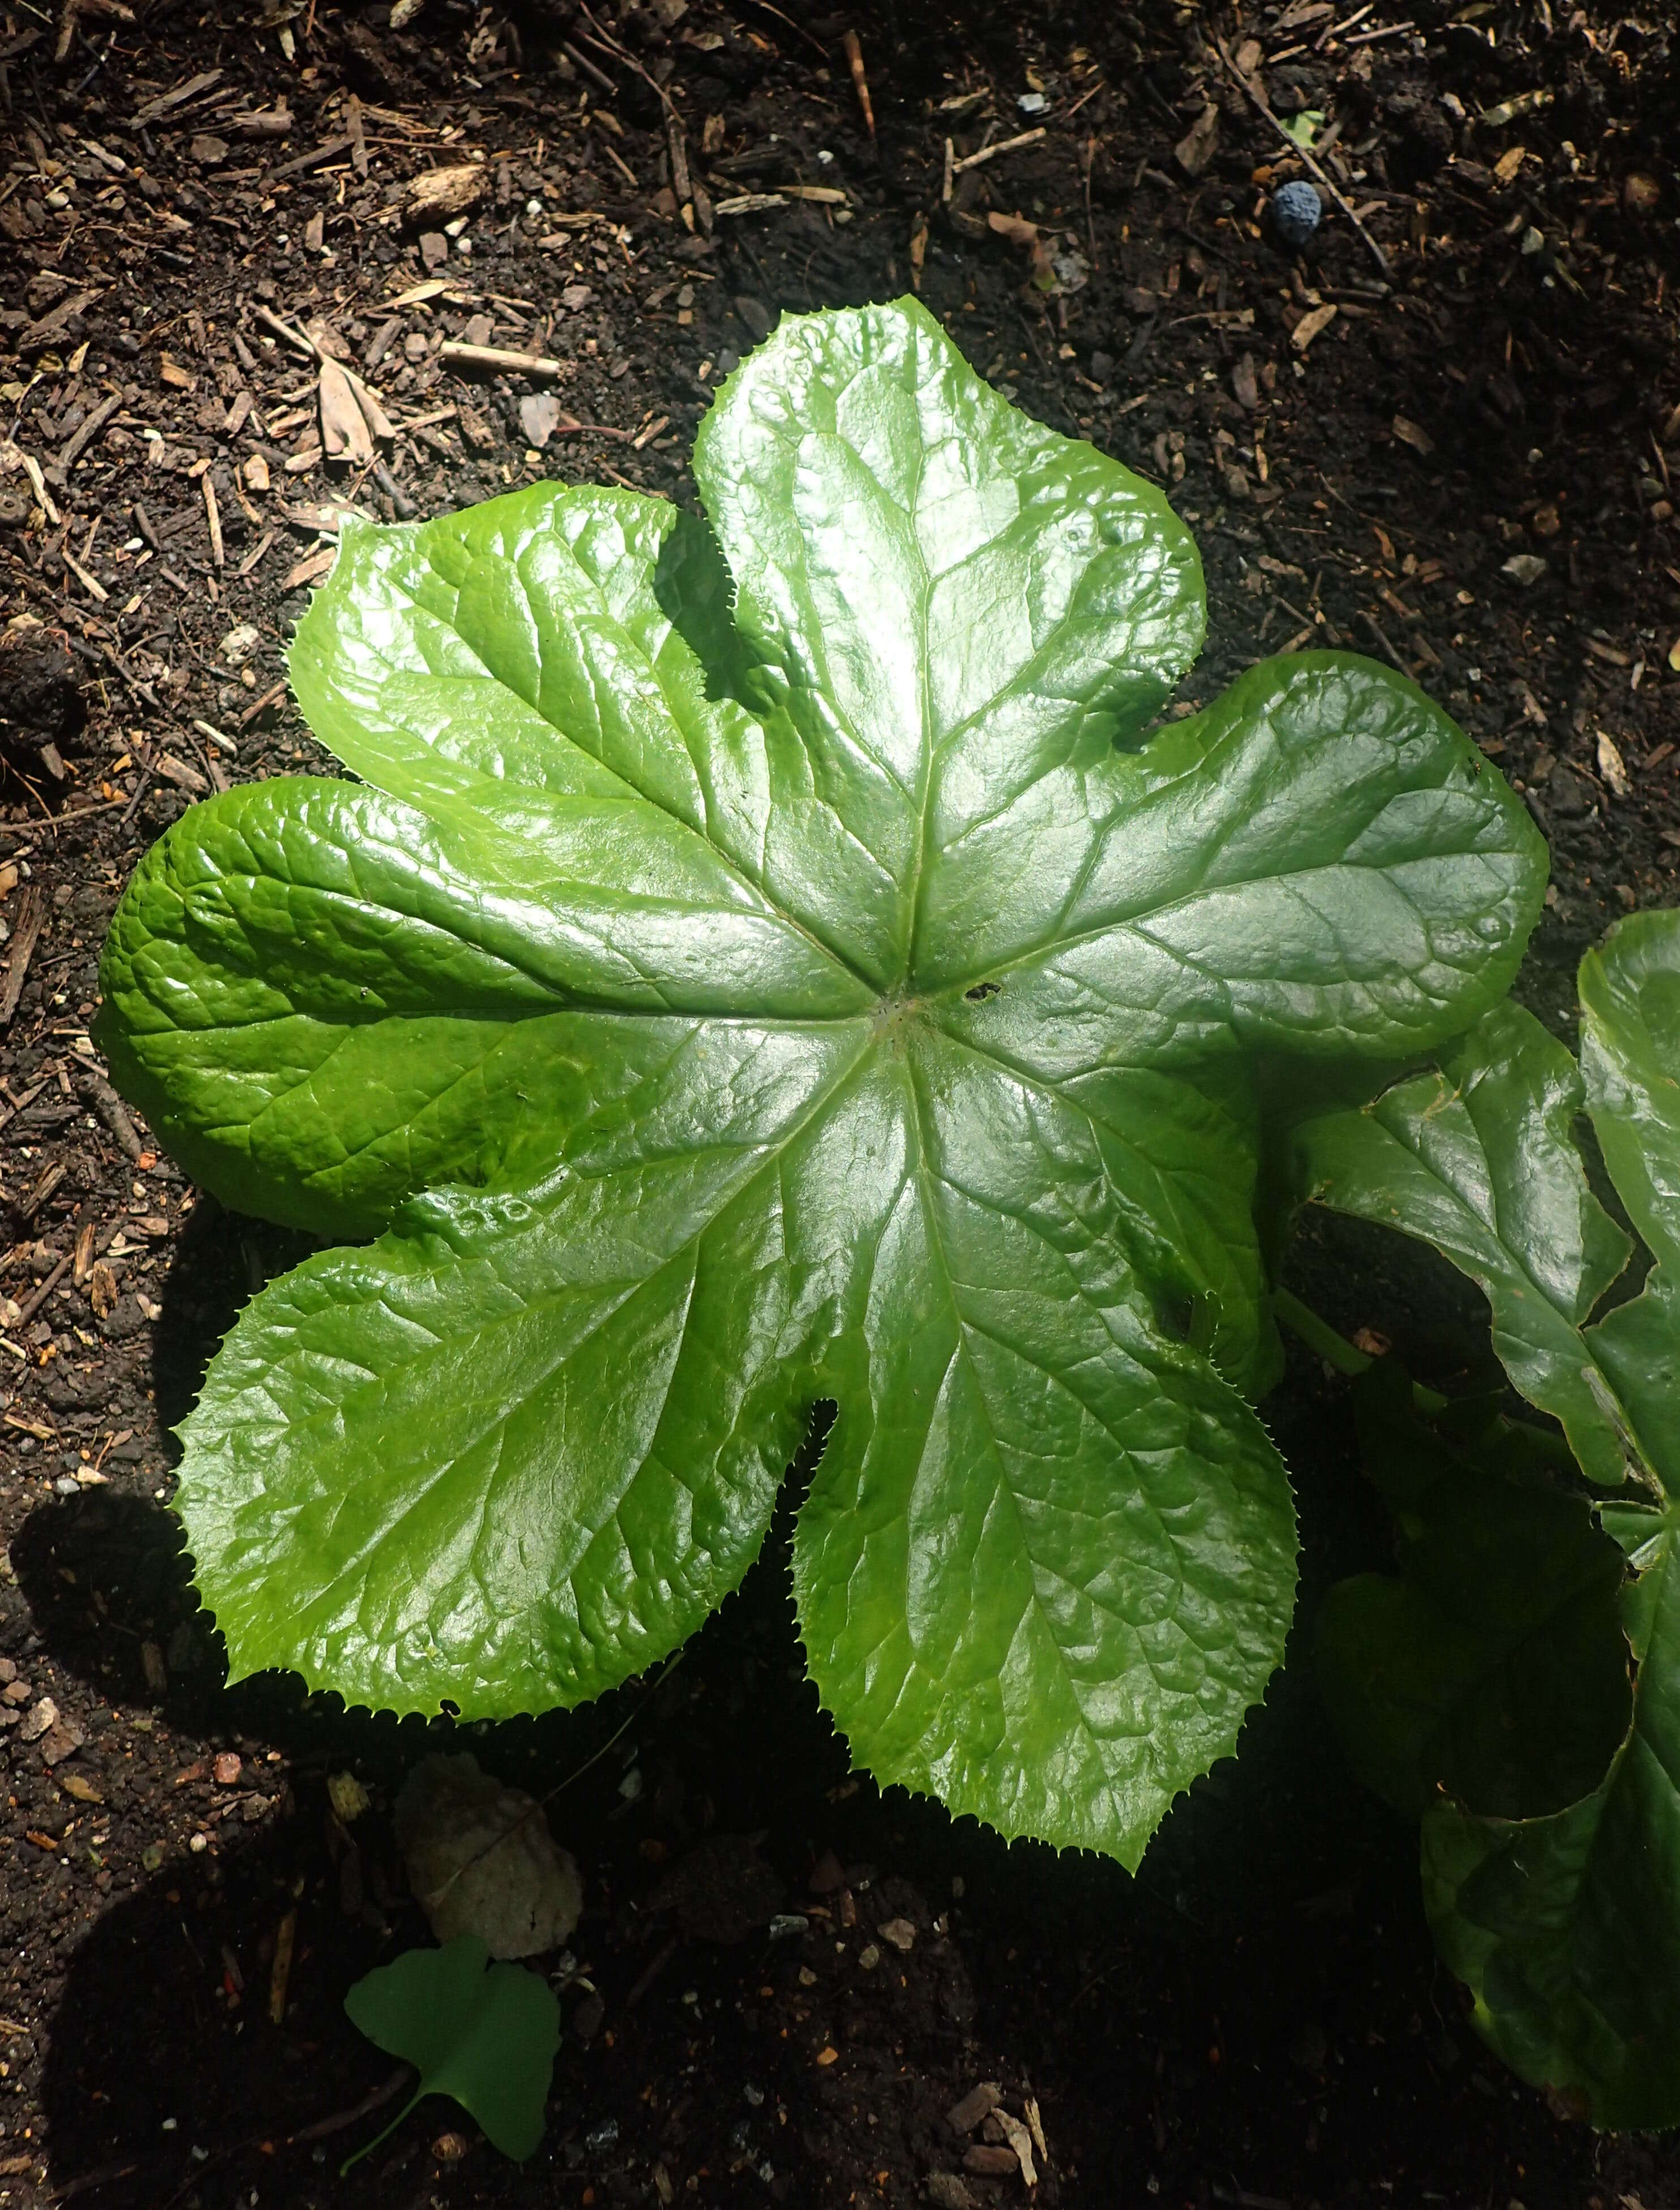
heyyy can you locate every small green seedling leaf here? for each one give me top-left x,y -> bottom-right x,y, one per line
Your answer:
342,1936 -> 560,2169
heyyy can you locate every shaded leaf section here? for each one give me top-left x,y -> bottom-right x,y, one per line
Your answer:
1423,1496 -> 1680,2131
1291,1000 -> 1633,1485
1315,1359 -> 1630,1822
344,1937 -> 560,2165
1307,914 -> 1680,2127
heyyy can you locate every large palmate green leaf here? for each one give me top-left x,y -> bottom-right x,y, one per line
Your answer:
1296,910 -> 1680,2124
98,298 -> 1545,1864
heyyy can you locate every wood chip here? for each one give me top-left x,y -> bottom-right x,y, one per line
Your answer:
267,132 -> 355,183
155,752 -> 209,795
131,67 -> 221,129
713,193 -> 786,216
993,2108 -> 1038,2187
57,391 -> 121,470
948,2083 -> 1002,2134
202,470 -> 224,568
1175,102 -> 1220,177
282,545 -> 337,591
269,1909 -> 296,2026
1597,730 -> 1631,799
62,549 -> 108,602
963,2146 -> 1019,2177
319,358 -> 374,464
1290,302 -> 1339,352
1391,413 -> 1434,455
404,163 -> 488,225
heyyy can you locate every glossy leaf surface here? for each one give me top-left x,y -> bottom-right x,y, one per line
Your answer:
99,298 -> 1545,1864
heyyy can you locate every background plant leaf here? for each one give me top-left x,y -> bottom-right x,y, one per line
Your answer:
1290,999 -> 1634,1485
102,298 -> 1545,1864
343,1936 -> 560,2164
1314,1359 -> 1630,1822
1302,914 -> 1680,2126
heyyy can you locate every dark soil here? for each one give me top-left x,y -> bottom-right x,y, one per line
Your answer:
2,0 -> 1679,2205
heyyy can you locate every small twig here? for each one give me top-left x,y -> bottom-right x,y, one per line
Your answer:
201,469 -> 224,569
559,38 -> 616,96
15,1250 -> 73,1330
252,303 -> 319,358
624,1934 -> 681,2011
1356,606 -> 1408,671
841,29 -> 875,140
440,340 -> 565,377
950,126 -> 1047,177
78,1065 -> 144,1162
1212,37 -> 1391,278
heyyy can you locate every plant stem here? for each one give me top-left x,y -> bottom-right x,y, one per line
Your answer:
339,2084 -> 424,2177
1272,1287 -> 1447,1412
1272,1286 -> 1370,1378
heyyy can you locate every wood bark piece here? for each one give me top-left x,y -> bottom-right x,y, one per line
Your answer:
267,133 -> 355,183
319,358 -> 375,464
130,67 -> 221,127
76,1068 -> 143,1163
0,886 -> 45,1027
56,392 -> 120,471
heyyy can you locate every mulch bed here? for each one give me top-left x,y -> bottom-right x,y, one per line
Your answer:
1,0 -> 1678,2204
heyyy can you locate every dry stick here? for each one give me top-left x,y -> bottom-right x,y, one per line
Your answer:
78,1067 -> 144,1162
1212,36 -> 1391,278
559,37 -> 617,95
15,1250 -> 72,1331
440,339 -> 565,376
57,388 -> 120,470
841,28 -> 875,139
201,469 -> 224,568
950,125 -> 1047,176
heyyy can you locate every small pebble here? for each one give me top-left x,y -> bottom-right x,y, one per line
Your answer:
768,1913 -> 808,1941
1268,179 -> 1322,251
858,1943 -> 881,1971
